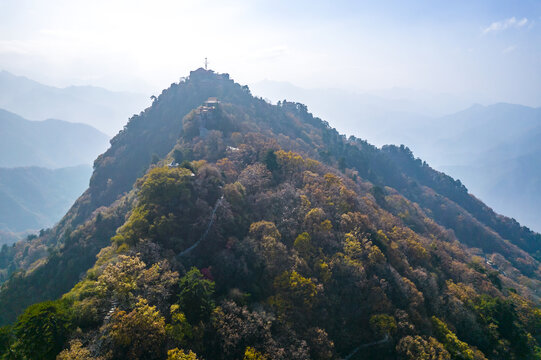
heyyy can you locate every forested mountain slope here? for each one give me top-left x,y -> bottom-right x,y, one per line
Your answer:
1,69 -> 540,360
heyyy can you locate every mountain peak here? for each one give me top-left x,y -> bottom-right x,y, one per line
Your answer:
188,67 -> 230,83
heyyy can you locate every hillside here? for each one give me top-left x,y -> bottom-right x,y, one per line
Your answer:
0,70 -> 149,135
0,165 -> 93,233
0,69 -> 540,360
0,109 -> 109,168
251,90 -> 541,232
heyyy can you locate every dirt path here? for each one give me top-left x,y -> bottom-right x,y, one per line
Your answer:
177,195 -> 223,257
343,334 -> 390,360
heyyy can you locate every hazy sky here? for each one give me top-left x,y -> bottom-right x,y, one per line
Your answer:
1,0 -> 540,106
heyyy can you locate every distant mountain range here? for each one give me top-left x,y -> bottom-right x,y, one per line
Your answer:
391,103 -> 541,165
0,108 -> 109,168
424,104 -> 541,232
0,165 -> 92,233
0,108 -> 108,238
249,79 -> 481,144
0,70 -> 149,135
0,70 -> 138,242
372,102 -> 541,231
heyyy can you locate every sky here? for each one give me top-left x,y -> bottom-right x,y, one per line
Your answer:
1,0 -> 540,106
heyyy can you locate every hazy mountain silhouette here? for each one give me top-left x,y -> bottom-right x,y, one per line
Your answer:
0,109 -> 109,168
0,165 -> 92,233
0,70 -> 149,135
429,105 -> 541,231
250,79 -> 477,144
409,103 -> 541,166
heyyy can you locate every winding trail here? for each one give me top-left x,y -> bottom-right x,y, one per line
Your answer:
177,195 -> 224,257
95,195 -> 224,354
93,299 -> 119,354
176,194 -> 389,359
343,334 -> 390,360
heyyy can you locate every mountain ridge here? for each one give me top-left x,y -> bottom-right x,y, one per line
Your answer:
0,69 -> 540,360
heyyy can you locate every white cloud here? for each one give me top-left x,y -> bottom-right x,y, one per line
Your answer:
483,17 -> 528,35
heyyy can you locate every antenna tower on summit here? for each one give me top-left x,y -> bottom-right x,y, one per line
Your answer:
204,57 -> 208,70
